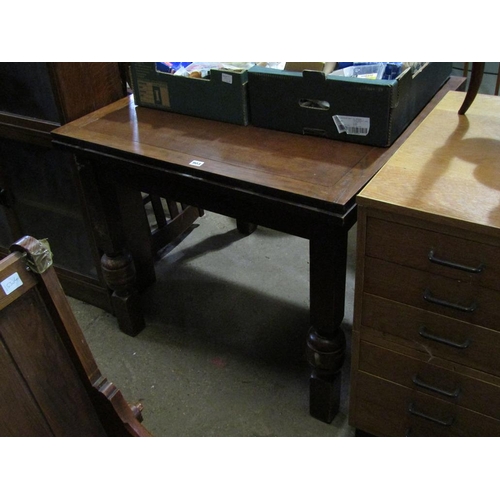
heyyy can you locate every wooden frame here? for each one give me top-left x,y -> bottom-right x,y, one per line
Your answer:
0,236 -> 151,436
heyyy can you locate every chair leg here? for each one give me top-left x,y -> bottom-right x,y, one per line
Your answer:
149,195 -> 168,229
458,62 -> 485,115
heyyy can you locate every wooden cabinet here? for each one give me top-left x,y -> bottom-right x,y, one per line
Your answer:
0,63 -> 204,326
0,63 -> 133,311
349,91 -> 500,436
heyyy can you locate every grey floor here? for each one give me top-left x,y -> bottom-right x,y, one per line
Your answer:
69,212 -> 357,437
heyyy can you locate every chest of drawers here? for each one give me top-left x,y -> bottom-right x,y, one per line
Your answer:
349,91 -> 500,436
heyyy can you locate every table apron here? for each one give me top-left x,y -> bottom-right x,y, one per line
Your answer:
72,148 -> 358,240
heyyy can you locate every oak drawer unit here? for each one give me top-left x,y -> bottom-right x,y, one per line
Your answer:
349,91 -> 500,437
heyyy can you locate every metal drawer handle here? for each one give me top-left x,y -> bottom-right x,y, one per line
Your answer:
423,289 -> 477,313
428,250 -> 485,274
408,403 -> 455,426
412,374 -> 461,398
418,326 -> 471,349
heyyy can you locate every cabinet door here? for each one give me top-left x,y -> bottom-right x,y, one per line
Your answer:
0,210 -> 14,250
0,62 -> 125,124
0,137 -> 97,278
0,62 -> 61,121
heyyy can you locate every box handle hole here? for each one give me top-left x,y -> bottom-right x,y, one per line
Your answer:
298,98 -> 330,110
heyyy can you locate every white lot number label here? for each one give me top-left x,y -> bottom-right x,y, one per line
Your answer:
333,115 -> 370,136
1,272 -> 23,295
221,73 -> 233,84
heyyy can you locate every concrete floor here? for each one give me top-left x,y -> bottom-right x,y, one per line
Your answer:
68,212 -> 357,437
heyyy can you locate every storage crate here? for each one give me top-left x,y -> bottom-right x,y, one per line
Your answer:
131,62 -> 249,125
247,63 -> 453,146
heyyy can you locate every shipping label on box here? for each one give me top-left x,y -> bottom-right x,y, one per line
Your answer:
136,80 -> 171,109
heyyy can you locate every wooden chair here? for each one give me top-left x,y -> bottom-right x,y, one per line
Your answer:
0,235 -> 151,436
459,62 -> 500,114
142,194 -> 204,255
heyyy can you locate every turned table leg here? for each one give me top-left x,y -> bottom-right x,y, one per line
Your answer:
307,229 -> 348,423
94,178 -> 151,336
74,156 -> 153,336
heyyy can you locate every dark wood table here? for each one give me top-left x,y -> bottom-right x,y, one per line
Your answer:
52,76 -> 464,423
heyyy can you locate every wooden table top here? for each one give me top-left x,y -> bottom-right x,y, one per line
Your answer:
358,91 -> 500,237
52,76 -> 464,215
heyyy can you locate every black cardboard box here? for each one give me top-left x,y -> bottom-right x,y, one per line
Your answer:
130,63 -> 250,125
247,62 -> 452,147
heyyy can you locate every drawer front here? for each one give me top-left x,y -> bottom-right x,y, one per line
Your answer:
358,340 -> 500,420
365,217 -> 500,291
361,294 -> 500,376
352,372 -> 500,437
364,257 -> 500,331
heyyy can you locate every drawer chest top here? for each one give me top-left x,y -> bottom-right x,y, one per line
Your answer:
357,91 -> 500,236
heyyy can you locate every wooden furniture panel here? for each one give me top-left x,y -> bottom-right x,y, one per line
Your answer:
350,91 -> 500,436
48,63 -> 126,123
1,288 -> 107,436
0,137 -> 99,277
0,62 -> 60,121
0,337 -> 53,436
0,235 -> 150,436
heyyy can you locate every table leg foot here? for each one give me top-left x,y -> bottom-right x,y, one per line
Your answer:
236,220 -> 257,235
101,251 -> 145,336
309,369 -> 341,423
355,428 -> 373,437
306,326 -> 346,423
111,290 -> 145,336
